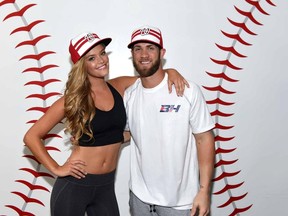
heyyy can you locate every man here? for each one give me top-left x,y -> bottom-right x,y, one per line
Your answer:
124,25 -> 215,216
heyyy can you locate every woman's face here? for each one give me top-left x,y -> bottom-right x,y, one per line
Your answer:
84,44 -> 109,79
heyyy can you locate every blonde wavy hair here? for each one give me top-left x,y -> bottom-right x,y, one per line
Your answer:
64,57 -> 95,145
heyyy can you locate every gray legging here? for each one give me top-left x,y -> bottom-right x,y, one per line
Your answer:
50,170 -> 119,216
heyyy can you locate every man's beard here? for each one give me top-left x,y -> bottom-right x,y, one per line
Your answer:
133,55 -> 161,78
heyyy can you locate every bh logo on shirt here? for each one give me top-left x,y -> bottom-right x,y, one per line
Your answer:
160,105 -> 181,112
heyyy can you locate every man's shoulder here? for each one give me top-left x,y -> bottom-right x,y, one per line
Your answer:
183,79 -> 202,93
181,79 -> 206,102
124,78 -> 142,101
125,78 -> 141,93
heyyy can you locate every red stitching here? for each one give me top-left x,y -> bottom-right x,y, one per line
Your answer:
204,1 -> 276,215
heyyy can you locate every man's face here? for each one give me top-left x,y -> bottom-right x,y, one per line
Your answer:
131,42 -> 162,77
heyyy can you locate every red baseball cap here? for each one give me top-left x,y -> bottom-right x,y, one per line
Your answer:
127,25 -> 163,49
69,32 -> 111,64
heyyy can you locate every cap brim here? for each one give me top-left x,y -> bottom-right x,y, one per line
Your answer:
127,39 -> 161,49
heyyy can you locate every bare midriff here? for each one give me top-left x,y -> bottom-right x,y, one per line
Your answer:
68,142 -> 122,174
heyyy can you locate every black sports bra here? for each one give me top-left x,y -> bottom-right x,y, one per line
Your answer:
78,83 -> 126,147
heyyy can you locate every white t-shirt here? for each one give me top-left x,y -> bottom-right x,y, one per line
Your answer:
124,73 -> 215,209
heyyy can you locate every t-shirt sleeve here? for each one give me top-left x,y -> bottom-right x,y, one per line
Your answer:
123,89 -> 130,131
188,83 -> 215,134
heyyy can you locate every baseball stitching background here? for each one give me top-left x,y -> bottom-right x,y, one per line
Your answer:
0,0 -> 287,215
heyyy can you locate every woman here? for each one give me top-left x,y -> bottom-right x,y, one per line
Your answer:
23,32 -> 187,216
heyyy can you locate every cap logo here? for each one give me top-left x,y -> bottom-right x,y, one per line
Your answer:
140,28 -> 150,36
85,33 -> 97,43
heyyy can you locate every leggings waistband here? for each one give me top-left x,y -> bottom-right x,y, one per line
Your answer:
59,169 -> 116,186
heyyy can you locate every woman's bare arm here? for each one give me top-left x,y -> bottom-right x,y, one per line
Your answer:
23,97 -> 87,178
108,68 -> 189,96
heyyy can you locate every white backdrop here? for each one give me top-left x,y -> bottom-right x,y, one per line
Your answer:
0,0 -> 287,215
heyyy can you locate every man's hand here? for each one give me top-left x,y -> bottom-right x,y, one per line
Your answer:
190,189 -> 210,216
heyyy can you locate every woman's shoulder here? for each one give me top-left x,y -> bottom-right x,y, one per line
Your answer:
50,96 -> 65,110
